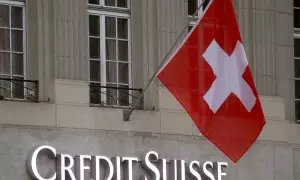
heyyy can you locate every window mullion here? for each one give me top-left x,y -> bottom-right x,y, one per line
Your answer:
199,0 -> 203,14
100,0 -> 104,6
115,17 -> 119,106
22,5 -> 26,78
296,3 -> 300,121
9,5 -> 13,98
22,5 -> 26,98
128,18 -> 132,105
100,14 -> 107,103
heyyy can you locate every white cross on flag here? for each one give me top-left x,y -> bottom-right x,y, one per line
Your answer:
157,0 -> 265,162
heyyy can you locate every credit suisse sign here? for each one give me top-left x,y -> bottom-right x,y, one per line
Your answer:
27,145 -> 228,180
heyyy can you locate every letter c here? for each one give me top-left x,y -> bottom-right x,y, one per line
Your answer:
27,145 -> 56,180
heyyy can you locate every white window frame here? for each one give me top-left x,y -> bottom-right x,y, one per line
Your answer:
188,20 -> 197,32
294,2 -> 300,122
188,0 -> 205,18
295,37 -> 300,122
295,6 -> 300,31
188,0 -> 206,32
88,0 -> 130,11
0,0 -> 26,100
88,0 -> 132,108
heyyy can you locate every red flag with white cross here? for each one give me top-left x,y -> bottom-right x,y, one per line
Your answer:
157,0 -> 265,162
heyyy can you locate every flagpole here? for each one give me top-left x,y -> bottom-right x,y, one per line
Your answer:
124,0 -> 209,121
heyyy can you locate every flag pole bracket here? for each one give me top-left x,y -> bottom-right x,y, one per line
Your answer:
123,109 -> 131,122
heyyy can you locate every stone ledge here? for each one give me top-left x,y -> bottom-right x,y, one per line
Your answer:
0,101 -> 299,145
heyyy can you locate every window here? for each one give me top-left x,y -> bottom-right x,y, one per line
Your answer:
295,39 -> 300,121
89,0 -> 129,8
295,0 -> 300,122
188,0 -> 209,17
0,0 -> 25,99
295,0 -> 300,29
88,0 -> 131,107
188,0 -> 210,32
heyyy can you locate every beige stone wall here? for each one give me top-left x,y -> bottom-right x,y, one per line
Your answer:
25,0 -> 295,119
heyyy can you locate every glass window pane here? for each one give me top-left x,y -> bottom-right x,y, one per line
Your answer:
118,18 -> 128,39
119,85 -> 129,106
296,80 -> 300,99
105,0 -> 116,6
295,0 -> 300,8
296,60 -> 300,79
0,76 -> 11,98
90,83 -> 101,104
296,59 -> 300,78
0,5 -> 9,27
12,53 -> 23,75
106,39 -> 116,60
0,52 -> 10,74
118,40 -> 128,61
297,100 -> 300,122
295,39 -> 300,57
188,0 -> 198,16
11,7 -> 23,28
90,60 -> 101,81
0,29 -> 10,50
106,84 -> 117,106
105,17 -> 116,38
89,0 -> 100,5
118,63 -> 128,84
106,62 -> 117,83
89,38 -> 100,59
295,9 -> 300,28
89,15 -> 100,36
12,76 -> 24,99
117,0 -> 127,8
296,100 -> 300,121
12,30 -> 23,52
203,0 -> 210,10
188,25 -> 193,32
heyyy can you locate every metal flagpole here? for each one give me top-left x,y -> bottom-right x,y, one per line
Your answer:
124,0 -> 209,121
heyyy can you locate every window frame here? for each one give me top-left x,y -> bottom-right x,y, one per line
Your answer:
88,0 -> 130,11
88,0 -> 132,108
0,0 -> 26,100
188,0 -> 205,18
295,37 -> 300,122
188,0 -> 208,32
294,2 -> 300,30
188,20 -> 197,32
294,1 -> 300,122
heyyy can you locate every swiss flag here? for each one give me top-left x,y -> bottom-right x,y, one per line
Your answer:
157,0 -> 265,162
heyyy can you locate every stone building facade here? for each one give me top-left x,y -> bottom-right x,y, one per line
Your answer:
0,0 -> 298,179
